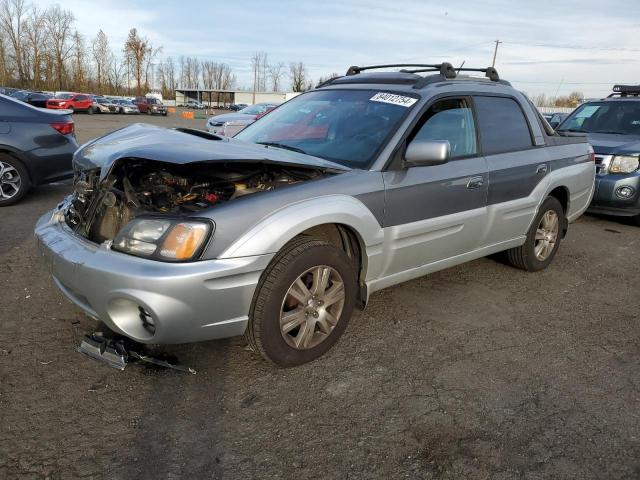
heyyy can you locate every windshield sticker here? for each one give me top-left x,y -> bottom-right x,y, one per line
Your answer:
370,92 -> 417,107
576,105 -> 600,118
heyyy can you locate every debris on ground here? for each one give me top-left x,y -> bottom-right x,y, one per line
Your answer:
76,332 -> 196,374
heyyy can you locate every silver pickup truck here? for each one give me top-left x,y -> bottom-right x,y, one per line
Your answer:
35,63 -> 595,366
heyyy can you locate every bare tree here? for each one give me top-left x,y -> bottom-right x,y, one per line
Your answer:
91,29 -> 111,90
251,51 -> 268,93
289,61 -> 308,92
123,28 -> 152,93
108,55 -> 125,93
268,61 -> 285,92
22,4 -> 47,88
44,4 -> 75,90
0,0 -> 27,83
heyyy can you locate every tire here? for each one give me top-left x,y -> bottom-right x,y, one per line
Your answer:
87,106 -> 93,115
506,196 -> 565,271
246,236 -> 358,367
632,215 -> 640,227
0,154 -> 30,206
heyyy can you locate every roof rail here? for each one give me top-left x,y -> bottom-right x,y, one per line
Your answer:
608,84 -> 640,97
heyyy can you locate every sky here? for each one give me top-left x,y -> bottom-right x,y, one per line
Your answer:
35,0 -> 640,98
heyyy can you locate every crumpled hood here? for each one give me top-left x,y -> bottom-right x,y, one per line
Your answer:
73,123 -> 349,178
587,133 -> 640,156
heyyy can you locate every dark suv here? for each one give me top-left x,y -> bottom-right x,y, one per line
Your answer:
134,96 -> 168,115
557,85 -> 640,225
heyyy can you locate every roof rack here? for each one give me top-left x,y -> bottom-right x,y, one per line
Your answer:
346,63 -> 457,79
608,84 -> 640,97
339,62 -> 504,88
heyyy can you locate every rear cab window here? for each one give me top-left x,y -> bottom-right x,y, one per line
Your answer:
473,96 -> 534,154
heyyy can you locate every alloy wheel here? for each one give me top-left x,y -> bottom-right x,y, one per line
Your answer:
0,161 -> 21,200
280,265 -> 345,350
534,210 -> 559,261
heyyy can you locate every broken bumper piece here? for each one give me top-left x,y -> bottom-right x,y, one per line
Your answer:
77,332 -> 196,374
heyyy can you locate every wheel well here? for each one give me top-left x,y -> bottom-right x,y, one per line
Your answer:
297,223 -> 367,309
548,186 -> 569,214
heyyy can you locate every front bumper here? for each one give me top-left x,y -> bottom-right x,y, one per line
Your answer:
35,207 -> 274,344
589,171 -> 640,217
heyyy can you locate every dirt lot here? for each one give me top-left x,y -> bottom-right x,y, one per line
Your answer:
1,113 -> 639,479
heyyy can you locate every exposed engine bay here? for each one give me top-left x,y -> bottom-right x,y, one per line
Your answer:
65,159 -> 329,243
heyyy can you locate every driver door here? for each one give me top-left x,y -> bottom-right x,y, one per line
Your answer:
381,96 -> 489,277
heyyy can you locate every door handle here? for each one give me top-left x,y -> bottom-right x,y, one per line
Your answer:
536,164 -> 548,175
466,176 -> 484,189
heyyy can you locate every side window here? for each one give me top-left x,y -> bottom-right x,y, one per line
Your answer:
409,98 -> 477,159
76,95 -> 87,101
474,96 -> 533,154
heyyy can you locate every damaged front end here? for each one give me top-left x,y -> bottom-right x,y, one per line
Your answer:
64,158 -> 329,255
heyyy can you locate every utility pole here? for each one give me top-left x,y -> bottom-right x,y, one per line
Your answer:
252,64 -> 257,104
492,40 -> 502,68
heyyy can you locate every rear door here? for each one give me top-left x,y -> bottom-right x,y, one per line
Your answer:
473,95 -> 550,245
381,96 -> 489,276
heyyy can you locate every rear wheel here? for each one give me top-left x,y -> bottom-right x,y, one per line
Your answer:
87,106 -> 93,114
506,196 -> 564,271
0,154 -> 30,206
246,236 -> 357,367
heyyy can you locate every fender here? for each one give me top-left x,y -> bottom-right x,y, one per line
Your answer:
218,194 -> 385,280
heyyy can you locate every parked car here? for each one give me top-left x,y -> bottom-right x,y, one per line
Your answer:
0,86 -> 18,96
556,84 -> 640,225
35,62 -> 594,366
184,100 -> 206,109
26,92 -> 53,108
92,97 -> 118,113
111,99 -> 140,114
9,90 -> 53,108
0,94 -> 77,205
46,93 -> 94,113
218,107 -> 276,137
548,112 -> 568,129
206,103 -> 279,134
229,103 -> 248,111
134,96 -> 168,115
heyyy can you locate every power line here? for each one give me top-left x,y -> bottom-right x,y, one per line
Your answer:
504,40 -> 640,53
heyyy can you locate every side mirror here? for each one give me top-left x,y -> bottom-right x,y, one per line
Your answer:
549,121 -> 560,129
404,139 -> 450,167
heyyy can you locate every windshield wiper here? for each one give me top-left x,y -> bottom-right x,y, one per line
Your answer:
593,130 -> 627,135
257,142 -> 307,155
558,128 -> 585,133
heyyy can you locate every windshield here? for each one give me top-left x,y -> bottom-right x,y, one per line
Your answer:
239,104 -> 273,115
235,90 -> 417,168
558,101 -> 640,135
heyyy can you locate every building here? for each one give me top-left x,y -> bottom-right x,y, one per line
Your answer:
174,88 -> 301,107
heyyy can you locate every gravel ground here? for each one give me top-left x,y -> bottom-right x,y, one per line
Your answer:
1,113 -> 639,479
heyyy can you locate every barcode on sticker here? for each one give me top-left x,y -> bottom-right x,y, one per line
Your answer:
370,92 -> 417,107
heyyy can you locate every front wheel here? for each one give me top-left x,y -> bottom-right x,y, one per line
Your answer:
246,236 -> 358,367
506,196 -> 564,271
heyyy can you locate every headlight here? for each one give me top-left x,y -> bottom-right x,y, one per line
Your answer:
113,218 -> 212,261
609,155 -> 640,174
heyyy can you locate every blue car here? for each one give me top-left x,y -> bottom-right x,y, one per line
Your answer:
0,94 -> 78,205
557,85 -> 640,225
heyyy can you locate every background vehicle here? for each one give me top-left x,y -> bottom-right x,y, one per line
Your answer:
36,62 -> 594,367
46,93 -> 93,113
557,84 -> 640,225
229,103 -> 248,111
9,90 -> 53,108
548,112 -> 568,129
184,100 -> 206,109
134,96 -> 168,115
92,97 -> 118,113
0,94 -> 77,205
111,99 -> 140,114
219,107 -> 276,136
206,102 -> 279,134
